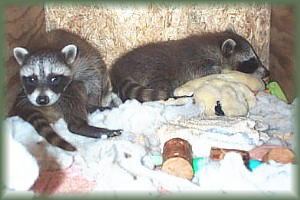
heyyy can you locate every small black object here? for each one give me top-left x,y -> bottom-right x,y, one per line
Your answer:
215,101 -> 225,116
172,94 -> 194,99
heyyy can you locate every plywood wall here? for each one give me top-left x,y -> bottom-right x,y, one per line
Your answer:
44,3 -> 271,69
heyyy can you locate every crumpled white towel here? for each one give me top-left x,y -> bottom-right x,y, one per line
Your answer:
195,152 -> 294,195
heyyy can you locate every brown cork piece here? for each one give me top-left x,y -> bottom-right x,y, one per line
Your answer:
210,147 -> 250,166
262,147 -> 296,164
161,138 -> 193,180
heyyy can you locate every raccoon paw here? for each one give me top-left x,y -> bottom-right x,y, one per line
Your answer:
86,105 -> 112,113
98,106 -> 113,111
105,129 -> 122,138
58,141 -> 77,151
64,144 -> 77,151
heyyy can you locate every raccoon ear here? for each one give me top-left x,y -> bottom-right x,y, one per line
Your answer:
61,44 -> 77,64
225,24 -> 236,33
13,47 -> 29,65
221,39 -> 236,57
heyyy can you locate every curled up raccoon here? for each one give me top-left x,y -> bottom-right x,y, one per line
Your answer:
110,30 -> 270,102
9,29 -> 122,151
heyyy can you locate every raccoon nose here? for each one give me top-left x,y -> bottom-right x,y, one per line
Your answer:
36,96 -> 50,105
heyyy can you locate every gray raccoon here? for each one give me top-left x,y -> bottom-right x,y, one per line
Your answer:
110,30 -> 270,102
9,29 -> 121,151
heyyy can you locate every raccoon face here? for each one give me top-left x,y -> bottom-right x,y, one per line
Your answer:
220,34 -> 270,80
13,44 -> 77,106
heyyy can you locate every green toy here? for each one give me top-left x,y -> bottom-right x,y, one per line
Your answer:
151,155 -> 163,166
248,159 -> 263,171
266,81 -> 288,103
192,157 -> 205,173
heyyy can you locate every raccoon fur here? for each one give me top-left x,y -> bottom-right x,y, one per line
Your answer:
110,30 -> 270,102
8,29 -> 122,151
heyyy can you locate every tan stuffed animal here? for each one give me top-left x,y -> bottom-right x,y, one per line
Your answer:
174,70 -> 265,116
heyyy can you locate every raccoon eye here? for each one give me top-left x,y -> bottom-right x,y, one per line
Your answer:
30,77 -> 37,82
49,76 -> 61,84
51,77 -> 57,82
25,76 -> 38,84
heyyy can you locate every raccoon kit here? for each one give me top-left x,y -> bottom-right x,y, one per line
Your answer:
110,30 -> 270,102
9,29 -> 121,151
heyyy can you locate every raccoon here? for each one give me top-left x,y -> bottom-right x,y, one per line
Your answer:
8,29 -> 122,151
110,30 -> 270,102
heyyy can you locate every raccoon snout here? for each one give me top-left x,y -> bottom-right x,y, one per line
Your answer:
260,67 -> 270,84
262,68 -> 270,78
36,96 -> 50,105
252,65 -> 270,82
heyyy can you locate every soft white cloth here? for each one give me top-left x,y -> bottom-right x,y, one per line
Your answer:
4,123 -> 39,191
249,92 -> 296,148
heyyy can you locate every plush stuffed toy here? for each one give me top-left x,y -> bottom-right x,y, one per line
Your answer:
174,70 -> 265,116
